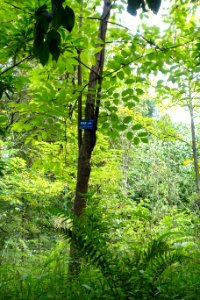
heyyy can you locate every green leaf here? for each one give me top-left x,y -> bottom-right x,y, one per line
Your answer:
109,130 -> 119,139
101,122 -> 110,129
52,6 -> 65,29
125,78 -> 135,84
132,95 -> 139,102
51,0 -> 65,11
82,284 -> 92,291
47,29 -> 61,45
113,92 -> 120,98
134,137 -> 140,145
35,5 -> 48,16
138,132 -> 148,137
47,29 -> 61,61
127,101 -> 135,108
123,116 -> 133,124
117,71 -> 124,80
62,5 -> 75,32
35,13 -> 51,34
122,88 -> 133,97
127,131 -> 133,140
141,137 -> 149,143
132,124 -> 142,130
136,88 -> 144,95
108,106 -> 118,112
52,47 -> 60,61
38,41 -> 50,66
33,34 -> 45,54
0,115 -> 7,124
117,124 -> 127,131
146,0 -> 162,14
122,95 -> 133,102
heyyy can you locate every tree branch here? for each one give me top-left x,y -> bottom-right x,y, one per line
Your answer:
4,1 -> 22,10
4,1 -> 32,14
0,55 -> 32,77
74,57 -> 100,77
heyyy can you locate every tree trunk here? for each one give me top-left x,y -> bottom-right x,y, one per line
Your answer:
68,0 -> 111,276
188,100 -> 200,199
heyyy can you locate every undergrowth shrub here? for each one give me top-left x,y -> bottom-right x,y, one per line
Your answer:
0,198 -> 200,299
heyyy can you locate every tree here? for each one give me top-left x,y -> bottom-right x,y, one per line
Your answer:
1,2 -> 200,298
152,0 -> 200,204
1,0 -> 199,277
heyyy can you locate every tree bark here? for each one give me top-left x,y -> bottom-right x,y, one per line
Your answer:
69,0 -> 112,275
188,99 -> 200,199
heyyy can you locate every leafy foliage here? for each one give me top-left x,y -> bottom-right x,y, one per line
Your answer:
33,1 -> 75,65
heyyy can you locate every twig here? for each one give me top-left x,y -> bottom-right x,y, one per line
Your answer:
142,36 -> 194,52
107,21 -> 130,31
74,57 -> 100,77
4,1 -> 22,10
4,1 -> 32,15
0,55 -> 32,77
103,38 -> 195,79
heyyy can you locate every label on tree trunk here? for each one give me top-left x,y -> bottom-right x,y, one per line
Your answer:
79,120 -> 94,130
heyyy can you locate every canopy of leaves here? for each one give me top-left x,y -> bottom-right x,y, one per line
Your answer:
127,0 -> 162,16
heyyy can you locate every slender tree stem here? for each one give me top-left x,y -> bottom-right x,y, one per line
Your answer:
188,97 -> 200,197
68,0 -> 111,276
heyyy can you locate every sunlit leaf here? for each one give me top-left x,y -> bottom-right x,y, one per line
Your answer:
132,124 -> 143,130
138,132 -> 148,137
141,137 -> 149,143
127,131 -> 133,140
134,137 -> 140,145
136,88 -> 144,95
117,71 -> 124,80
124,116 -> 133,124
122,89 -> 133,96
127,102 -> 135,108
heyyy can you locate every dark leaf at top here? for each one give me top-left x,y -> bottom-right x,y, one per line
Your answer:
35,13 -> 51,34
127,0 -> 142,16
52,5 -> 65,29
146,0 -> 161,14
127,0 -> 162,16
51,0 -> 65,11
62,5 -> 75,32
47,29 -> 61,61
35,5 -> 48,16
47,29 -> 61,45
38,41 -> 50,66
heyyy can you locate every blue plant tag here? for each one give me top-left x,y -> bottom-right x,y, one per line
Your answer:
79,120 -> 94,130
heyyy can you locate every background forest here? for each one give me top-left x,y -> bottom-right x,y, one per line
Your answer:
0,0 -> 200,299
